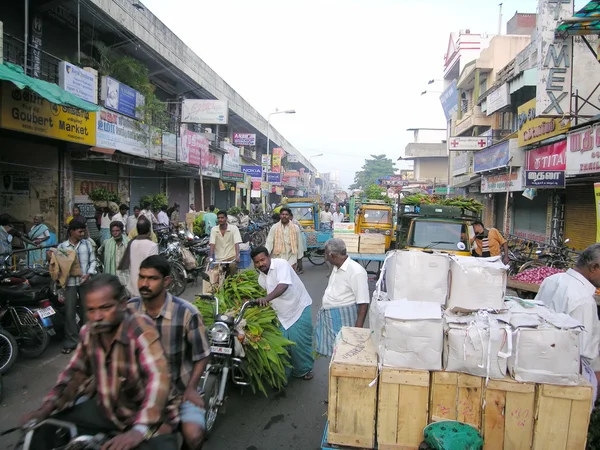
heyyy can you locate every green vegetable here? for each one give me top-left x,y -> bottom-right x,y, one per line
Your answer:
402,194 -> 483,214
194,270 -> 295,396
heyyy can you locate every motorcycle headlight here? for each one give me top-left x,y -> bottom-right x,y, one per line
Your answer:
385,230 -> 391,235
209,322 -> 230,343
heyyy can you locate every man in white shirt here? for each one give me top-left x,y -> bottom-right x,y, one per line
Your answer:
140,201 -> 157,224
189,204 -> 197,213
209,211 -> 242,276
536,243 -> 600,401
314,238 -> 370,357
265,208 -> 303,270
332,210 -> 344,224
251,246 -> 314,380
319,204 -> 333,231
157,205 -> 170,227
126,206 -> 140,235
111,204 -> 128,228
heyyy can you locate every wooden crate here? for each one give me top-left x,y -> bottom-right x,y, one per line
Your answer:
359,233 -> 386,254
482,377 -> 536,450
334,233 -> 359,253
328,327 -> 378,449
429,371 -> 484,431
378,369 -> 430,450
532,379 -> 593,450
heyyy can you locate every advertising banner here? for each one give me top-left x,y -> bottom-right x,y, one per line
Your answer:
268,173 -> 281,183
448,136 -> 491,151
242,165 -> 263,180
287,154 -> 299,163
486,83 -> 510,115
524,170 -> 565,188
440,81 -> 458,121
595,183 -> 600,243
481,167 -> 525,193
525,140 -> 566,171
232,133 -> 256,146
473,141 -> 510,173
181,99 -> 229,125
161,132 -> 177,161
566,124 -> 600,175
100,76 -> 145,120
96,108 -> 155,158
221,142 -> 241,172
221,171 -> 245,182
251,181 -> 261,190
272,147 -> 283,173
0,83 -> 95,145
518,98 -> 570,146
58,62 -> 98,104
453,152 -> 470,176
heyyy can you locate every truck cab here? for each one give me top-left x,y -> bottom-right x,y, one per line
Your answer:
355,200 -> 394,250
397,203 -> 476,256
286,198 -> 320,231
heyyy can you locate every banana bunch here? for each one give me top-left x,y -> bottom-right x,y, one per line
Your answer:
194,270 -> 295,396
402,194 -> 483,214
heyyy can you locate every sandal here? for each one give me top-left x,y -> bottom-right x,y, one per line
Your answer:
302,370 -> 314,381
61,348 -> 74,355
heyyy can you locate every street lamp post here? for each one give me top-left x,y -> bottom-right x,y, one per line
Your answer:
264,109 -> 295,211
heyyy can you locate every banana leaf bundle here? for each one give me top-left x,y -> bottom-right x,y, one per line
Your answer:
194,270 -> 295,396
402,194 -> 483,214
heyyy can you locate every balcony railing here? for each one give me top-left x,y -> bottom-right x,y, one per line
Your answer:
3,33 -> 60,84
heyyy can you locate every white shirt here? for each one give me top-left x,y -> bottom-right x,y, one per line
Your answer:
126,239 -> 159,297
332,212 -> 344,223
258,258 -> 312,330
536,268 -> 600,368
100,213 -> 111,229
322,257 -> 370,309
157,211 -> 170,226
320,211 -> 333,224
140,209 -> 157,224
126,215 -> 139,234
189,208 -> 197,213
112,212 -> 127,227
209,224 -> 242,261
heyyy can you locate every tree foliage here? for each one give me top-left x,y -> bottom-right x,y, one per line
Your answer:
351,154 -> 396,189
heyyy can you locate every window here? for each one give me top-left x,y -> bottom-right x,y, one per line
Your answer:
290,207 -> 313,221
408,221 -> 469,251
363,210 -> 390,224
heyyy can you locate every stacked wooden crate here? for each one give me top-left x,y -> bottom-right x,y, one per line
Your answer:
359,233 -> 385,254
334,233 -> 359,253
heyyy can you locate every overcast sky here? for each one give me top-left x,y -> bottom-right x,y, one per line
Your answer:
143,0 -> 583,188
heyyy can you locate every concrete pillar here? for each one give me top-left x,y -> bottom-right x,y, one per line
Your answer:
189,178 -> 195,210
474,69 -> 481,106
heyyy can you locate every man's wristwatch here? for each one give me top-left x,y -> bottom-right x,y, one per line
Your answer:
132,424 -> 153,440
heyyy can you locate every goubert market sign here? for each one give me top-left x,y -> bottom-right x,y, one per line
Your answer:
517,98 -> 570,147
0,83 -> 96,145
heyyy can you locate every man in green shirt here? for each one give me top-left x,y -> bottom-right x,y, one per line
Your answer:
203,205 -> 218,236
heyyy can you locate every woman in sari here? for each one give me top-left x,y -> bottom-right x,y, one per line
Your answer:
66,206 -> 82,225
26,214 -> 50,266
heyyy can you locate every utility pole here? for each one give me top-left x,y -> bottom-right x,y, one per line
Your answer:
498,3 -> 503,35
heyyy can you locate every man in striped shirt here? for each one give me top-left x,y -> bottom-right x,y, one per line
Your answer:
129,255 -> 211,450
20,274 -> 180,449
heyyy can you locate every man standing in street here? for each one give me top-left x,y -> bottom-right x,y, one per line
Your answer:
140,201 -> 157,224
189,203 -> 197,213
98,221 -> 129,287
203,205 -> 218,235
320,204 -> 333,231
470,220 -> 509,264
332,209 -> 344,224
129,255 -> 211,450
265,207 -> 302,271
251,246 -> 314,380
536,244 -> 600,402
314,238 -> 369,357
21,274 -> 180,450
112,204 -> 129,228
209,211 -> 242,276
119,217 -> 159,297
126,206 -> 141,235
157,205 -> 170,228
57,219 -> 97,355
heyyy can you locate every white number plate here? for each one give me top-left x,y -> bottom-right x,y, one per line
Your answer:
38,306 -> 56,319
210,346 -> 232,355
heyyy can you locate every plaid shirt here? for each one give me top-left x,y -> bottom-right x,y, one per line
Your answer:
128,293 -> 211,393
57,239 -> 97,287
43,310 -> 180,430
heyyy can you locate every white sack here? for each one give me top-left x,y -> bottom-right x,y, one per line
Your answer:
370,300 -> 443,371
443,311 -> 511,380
384,250 -> 450,304
447,256 -> 507,311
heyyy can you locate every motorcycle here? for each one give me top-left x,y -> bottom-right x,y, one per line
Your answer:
0,325 -> 18,374
198,295 -> 257,434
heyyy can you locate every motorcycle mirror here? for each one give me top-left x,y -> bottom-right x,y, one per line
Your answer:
564,238 -> 570,244
201,272 -> 211,282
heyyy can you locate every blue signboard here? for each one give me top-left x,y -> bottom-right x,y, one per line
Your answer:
268,173 -> 281,183
474,141 -> 510,173
439,80 -> 458,121
524,170 -> 566,188
102,76 -> 145,120
241,165 -> 262,179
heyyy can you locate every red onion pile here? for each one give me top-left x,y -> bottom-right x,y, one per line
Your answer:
511,266 -> 565,284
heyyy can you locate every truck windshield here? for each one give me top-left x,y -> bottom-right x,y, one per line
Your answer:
408,221 -> 469,251
363,210 -> 390,224
290,207 -> 313,221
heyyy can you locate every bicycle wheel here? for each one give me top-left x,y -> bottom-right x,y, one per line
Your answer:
13,308 -> 50,358
307,249 -> 326,266
168,262 -> 187,297
518,260 -> 547,273
0,329 -> 17,374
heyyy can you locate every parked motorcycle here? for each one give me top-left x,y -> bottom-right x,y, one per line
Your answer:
198,295 -> 257,434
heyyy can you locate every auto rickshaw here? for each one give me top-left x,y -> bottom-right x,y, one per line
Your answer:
355,200 -> 394,250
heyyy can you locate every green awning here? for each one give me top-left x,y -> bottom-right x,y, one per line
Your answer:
556,0 -> 600,37
0,62 -> 100,112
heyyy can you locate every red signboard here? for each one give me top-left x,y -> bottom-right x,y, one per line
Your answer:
526,140 -> 566,171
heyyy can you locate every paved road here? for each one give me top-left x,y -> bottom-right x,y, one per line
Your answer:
0,262 -> 347,450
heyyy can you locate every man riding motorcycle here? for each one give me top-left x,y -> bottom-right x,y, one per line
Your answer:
19,274 -> 181,450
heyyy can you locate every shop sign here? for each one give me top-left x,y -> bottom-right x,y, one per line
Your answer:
111,153 -> 155,170
566,123 -> 600,175
448,136 -> 491,151
74,202 -> 98,219
0,172 -> 30,196
524,170 -> 565,187
241,165 -> 262,180
261,182 -> 271,193
221,142 -> 241,172
434,187 -> 455,195
74,179 -> 118,203
96,108 -> 155,158
161,132 -> 177,161
272,147 -> 283,173
453,152 -> 470,176
287,154 -> 299,163
517,98 -> 570,147
100,76 -> 145,120
536,0 -> 573,117
236,181 -> 247,190
232,133 -> 256,146
474,141 -> 510,173
268,173 -> 281,183
0,83 -> 96,145
440,81 -> 458,121
58,62 -> 98,104
179,127 -> 209,167
525,140 -> 566,171
549,192 -> 565,247
221,171 -> 245,182
261,154 -> 270,166
200,150 -> 221,178
30,15 -> 43,79
486,83 -> 510,115
181,99 -> 229,125
251,181 -> 261,190
481,167 -> 525,193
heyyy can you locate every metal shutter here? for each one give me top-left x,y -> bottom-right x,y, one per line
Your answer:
130,168 -> 163,211
565,184 -> 596,251
167,176 -> 189,212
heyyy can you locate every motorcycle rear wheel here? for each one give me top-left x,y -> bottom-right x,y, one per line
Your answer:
203,373 -> 221,435
0,329 -> 18,374
168,262 -> 187,297
13,309 -> 50,358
